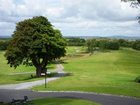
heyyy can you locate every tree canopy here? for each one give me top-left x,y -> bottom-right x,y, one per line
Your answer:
5,16 -> 66,77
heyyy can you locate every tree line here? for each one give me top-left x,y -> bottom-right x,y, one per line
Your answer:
1,38 -> 140,52
86,38 -> 140,53
65,37 -> 140,53
66,37 -> 86,46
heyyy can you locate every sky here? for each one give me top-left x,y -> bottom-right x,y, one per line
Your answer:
0,0 -> 140,37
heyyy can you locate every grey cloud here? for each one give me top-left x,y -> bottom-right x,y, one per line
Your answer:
0,0 -> 139,36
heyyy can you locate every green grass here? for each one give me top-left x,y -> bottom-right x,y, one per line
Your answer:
33,48 -> 140,98
0,98 -> 100,105
66,46 -> 87,57
30,98 -> 100,105
0,51 -> 55,84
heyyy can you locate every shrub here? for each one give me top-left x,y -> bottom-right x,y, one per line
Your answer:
135,76 -> 140,83
132,40 -> 140,50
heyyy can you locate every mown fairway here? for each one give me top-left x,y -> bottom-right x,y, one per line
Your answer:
33,47 -> 140,98
0,51 -> 55,84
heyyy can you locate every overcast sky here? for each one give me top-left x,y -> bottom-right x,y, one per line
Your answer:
0,0 -> 140,37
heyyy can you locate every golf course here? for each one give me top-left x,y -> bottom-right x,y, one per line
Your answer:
0,46 -> 140,98
32,47 -> 140,98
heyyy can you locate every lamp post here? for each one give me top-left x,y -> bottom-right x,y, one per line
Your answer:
45,68 -> 47,88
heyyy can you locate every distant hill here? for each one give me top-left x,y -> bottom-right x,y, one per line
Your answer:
0,36 -> 11,38
107,36 -> 140,40
1,35 -> 140,40
64,35 -> 140,40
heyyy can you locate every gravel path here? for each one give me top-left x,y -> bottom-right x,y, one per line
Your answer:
0,64 -> 64,90
0,89 -> 140,105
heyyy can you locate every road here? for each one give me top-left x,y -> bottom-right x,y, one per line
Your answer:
0,90 -> 140,105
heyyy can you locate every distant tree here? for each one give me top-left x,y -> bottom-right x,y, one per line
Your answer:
86,39 -> 97,53
0,41 -> 9,50
106,41 -> 120,50
98,39 -> 108,50
5,16 -> 66,77
66,38 -> 85,46
121,0 -> 140,5
132,40 -> 140,50
95,39 -> 120,50
118,39 -> 133,47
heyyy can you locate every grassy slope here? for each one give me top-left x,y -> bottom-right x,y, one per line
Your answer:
0,51 -> 55,84
31,98 -> 100,105
33,47 -> 140,98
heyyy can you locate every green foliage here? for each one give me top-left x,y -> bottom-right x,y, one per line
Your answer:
135,76 -> 140,83
132,40 -> 140,50
86,39 -> 97,53
0,40 -> 9,50
5,16 -> 66,77
86,39 -> 120,52
98,39 -> 108,50
118,39 -> 133,47
66,37 -> 86,46
105,41 -> 120,50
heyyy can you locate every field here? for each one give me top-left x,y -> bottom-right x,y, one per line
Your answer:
33,47 -> 140,98
0,51 -> 55,84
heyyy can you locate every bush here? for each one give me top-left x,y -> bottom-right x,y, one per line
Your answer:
132,40 -> 140,50
135,76 -> 140,83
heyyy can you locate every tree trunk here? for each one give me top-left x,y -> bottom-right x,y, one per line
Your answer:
36,66 -> 42,77
32,58 -> 48,78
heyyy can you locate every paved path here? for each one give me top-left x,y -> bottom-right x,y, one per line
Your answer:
0,78 -> 59,90
0,64 -> 65,90
0,89 -> 140,105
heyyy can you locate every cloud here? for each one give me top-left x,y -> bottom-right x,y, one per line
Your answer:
0,0 -> 139,36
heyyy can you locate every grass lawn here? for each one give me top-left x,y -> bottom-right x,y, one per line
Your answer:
31,98 -> 100,105
66,46 -> 87,57
0,98 -> 100,105
33,48 -> 140,98
0,51 -> 55,84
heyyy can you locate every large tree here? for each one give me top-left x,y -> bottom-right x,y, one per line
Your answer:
5,16 -> 66,77
121,0 -> 140,3
121,0 -> 140,7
